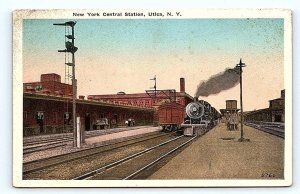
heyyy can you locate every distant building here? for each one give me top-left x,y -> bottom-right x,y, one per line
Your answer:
87,78 -> 194,108
244,89 -> 285,123
220,100 -> 240,120
269,89 -> 285,122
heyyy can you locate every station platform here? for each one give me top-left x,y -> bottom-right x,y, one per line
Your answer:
149,123 -> 284,179
85,126 -> 160,144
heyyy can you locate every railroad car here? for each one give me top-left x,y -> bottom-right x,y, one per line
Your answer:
157,102 -> 185,132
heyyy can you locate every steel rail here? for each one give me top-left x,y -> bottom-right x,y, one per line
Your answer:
23,132 -> 167,175
23,143 -> 69,155
124,136 -> 197,180
73,135 -> 184,180
245,122 -> 284,138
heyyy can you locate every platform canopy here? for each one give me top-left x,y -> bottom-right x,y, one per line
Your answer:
220,108 -> 240,116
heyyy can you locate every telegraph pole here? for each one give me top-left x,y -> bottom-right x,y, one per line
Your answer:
236,59 -> 249,142
54,21 -> 79,147
150,75 -> 157,98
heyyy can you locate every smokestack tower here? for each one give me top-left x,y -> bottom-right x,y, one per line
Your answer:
180,78 -> 185,93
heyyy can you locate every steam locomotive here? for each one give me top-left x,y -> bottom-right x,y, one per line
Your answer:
157,98 -> 221,136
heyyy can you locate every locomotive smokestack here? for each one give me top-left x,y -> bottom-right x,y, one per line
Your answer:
193,96 -> 198,102
180,78 -> 185,93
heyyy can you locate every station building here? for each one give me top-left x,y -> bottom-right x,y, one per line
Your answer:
23,73 -> 154,136
244,90 -> 285,123
23,74 -> 194,136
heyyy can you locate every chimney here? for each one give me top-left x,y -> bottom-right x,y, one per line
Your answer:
87,96 -> 94,100
281,89 -> 285,99
180,78 -> 185,93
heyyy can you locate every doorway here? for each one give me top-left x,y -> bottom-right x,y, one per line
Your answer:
85,113 -> 91,131
274,114 -> 282,122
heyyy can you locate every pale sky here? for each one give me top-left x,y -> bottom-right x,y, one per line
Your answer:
23,19 -> 284,111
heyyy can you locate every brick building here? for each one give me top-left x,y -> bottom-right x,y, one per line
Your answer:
23,73 -> 72,96
23,73 -> 154,136
23,75 -> 196,136
88,78 -> 194,108
23,93 -> 154,136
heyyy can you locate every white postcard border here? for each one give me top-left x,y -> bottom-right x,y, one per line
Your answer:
13,9 -> 293,187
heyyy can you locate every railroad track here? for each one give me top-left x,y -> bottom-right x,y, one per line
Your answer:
73,135 -> 196,180
23,141 -> 69,155
23,132 -> 174,179
245,121 -> 284,138
23,126 -> 148,145
23,126 -> 151,154
23,136 -> 73,147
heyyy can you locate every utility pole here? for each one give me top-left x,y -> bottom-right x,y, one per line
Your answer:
150,75 -> 157,98
236,59 -> 249,142
54,21 -> 79,147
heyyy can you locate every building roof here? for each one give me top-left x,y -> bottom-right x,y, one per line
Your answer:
243,108 -> 270,116
88,91 -> 194,100
42,73 -> 60,76
220,109 -> 240,114
24,92 -> 154,112
269,98 -> 283,102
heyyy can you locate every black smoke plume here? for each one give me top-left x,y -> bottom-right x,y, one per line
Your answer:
195,67 -> 240,97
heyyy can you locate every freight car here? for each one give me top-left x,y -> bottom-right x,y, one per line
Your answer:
157,102 -> 185,132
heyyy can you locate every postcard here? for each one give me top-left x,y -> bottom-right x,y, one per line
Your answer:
13,9 -> 292,187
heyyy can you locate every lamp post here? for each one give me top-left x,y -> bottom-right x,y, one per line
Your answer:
235,59 -> 249,142
53,21 -> 78,147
